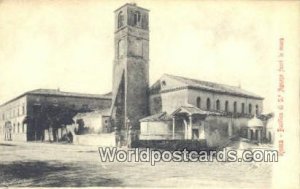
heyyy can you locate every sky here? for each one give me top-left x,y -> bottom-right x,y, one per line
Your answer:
0,0 -> 299,113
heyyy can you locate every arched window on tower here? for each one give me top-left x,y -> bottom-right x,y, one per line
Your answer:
196,97 -> 201,108
118,11 -> 124,28
216,99 -> 220,111
249,104 -> 252,114
225,101 -> 229,112
233,101 -> 237,113
206,98 -> 211,110
255,105 -> 259,115
133,11 -> 141,26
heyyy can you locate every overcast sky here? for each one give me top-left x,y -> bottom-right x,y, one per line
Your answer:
0,0 -> 299,113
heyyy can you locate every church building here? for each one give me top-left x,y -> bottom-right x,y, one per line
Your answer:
110,3 -> 269,148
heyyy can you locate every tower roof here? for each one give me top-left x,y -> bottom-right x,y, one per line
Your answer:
114,3 -> 150,12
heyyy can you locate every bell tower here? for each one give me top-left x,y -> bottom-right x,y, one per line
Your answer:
111,3 -> 149,146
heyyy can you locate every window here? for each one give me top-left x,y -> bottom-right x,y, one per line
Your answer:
225,101 -> 229,112
118,11 -> 124,28
196,97 -> 201,108
255,105 -> 259,115
233,102 -> 237,113
133,11 -> 141,26
22,124 -> 25,133
13,123 -> 15,133
216,99 -> 220,111
241,103 -> 245,114
206,98 -> 211,110
161,80 -> 166,86
249,104 -> 252,114
17,123 -> 20,133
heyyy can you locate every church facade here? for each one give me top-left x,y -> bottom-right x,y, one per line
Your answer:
110,3 -> 269,148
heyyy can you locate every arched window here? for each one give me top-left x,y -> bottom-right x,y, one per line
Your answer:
255,105 -> 259,115
216,99 -> 220,111
233,102 -> 237,113
225,101 -> 229,112
118,11 -> 124,28
17,123 -> 20,133
196,97 -> 201,108
22,123 -> 25,133
206,98 -> 211,110
133,11 -> 141,26
241,103 -> 245,114
249,104 -> 252,114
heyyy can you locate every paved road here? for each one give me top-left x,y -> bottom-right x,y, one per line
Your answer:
0,141 -> 272,188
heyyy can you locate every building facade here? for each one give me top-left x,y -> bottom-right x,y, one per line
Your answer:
0,89 -> 111,142
140,74 -> 266,147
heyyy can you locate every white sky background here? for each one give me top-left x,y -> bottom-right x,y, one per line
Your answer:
0,0 -> 299,113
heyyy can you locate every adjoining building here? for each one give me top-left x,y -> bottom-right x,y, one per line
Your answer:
0,89 -> 111,142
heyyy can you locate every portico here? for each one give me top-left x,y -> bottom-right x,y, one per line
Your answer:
171,106 -> 215,140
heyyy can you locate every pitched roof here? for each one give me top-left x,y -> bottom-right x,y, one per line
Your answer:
171,105 -> 220,116
140,112 -> 172,122
151,74 -> 263,100
0,89 -> 111,107
27,89 -> 112,99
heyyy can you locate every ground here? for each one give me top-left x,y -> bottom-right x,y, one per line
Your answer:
0,141 -> 272,188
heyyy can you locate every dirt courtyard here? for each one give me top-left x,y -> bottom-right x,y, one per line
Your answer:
0,141 -> 272,188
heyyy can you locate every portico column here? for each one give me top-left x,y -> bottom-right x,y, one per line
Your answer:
228,121 -> 233,137
184,120 -> 187,139
247,128 -> 251,140
172,116 -> 175,139
189,115 -> 193,140
258,129 -> 262,143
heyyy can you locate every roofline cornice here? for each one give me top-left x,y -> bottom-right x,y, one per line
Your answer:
150,86 -> 264,100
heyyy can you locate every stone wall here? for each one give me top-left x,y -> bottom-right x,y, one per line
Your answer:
140,121 -> 173,140
204,115 -> 249,147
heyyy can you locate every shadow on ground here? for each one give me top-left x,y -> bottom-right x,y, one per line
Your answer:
0,161 -> 122,187
0,143 -> 16,147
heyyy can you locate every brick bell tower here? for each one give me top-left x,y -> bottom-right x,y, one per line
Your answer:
111,3 -> 149,146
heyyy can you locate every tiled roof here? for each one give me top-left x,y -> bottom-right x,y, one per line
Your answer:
0,89 -> 111,107
27,89 -> 112,99
140,112 -> 172,122
153,74 -> 263,100
171,105 -> 221,116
